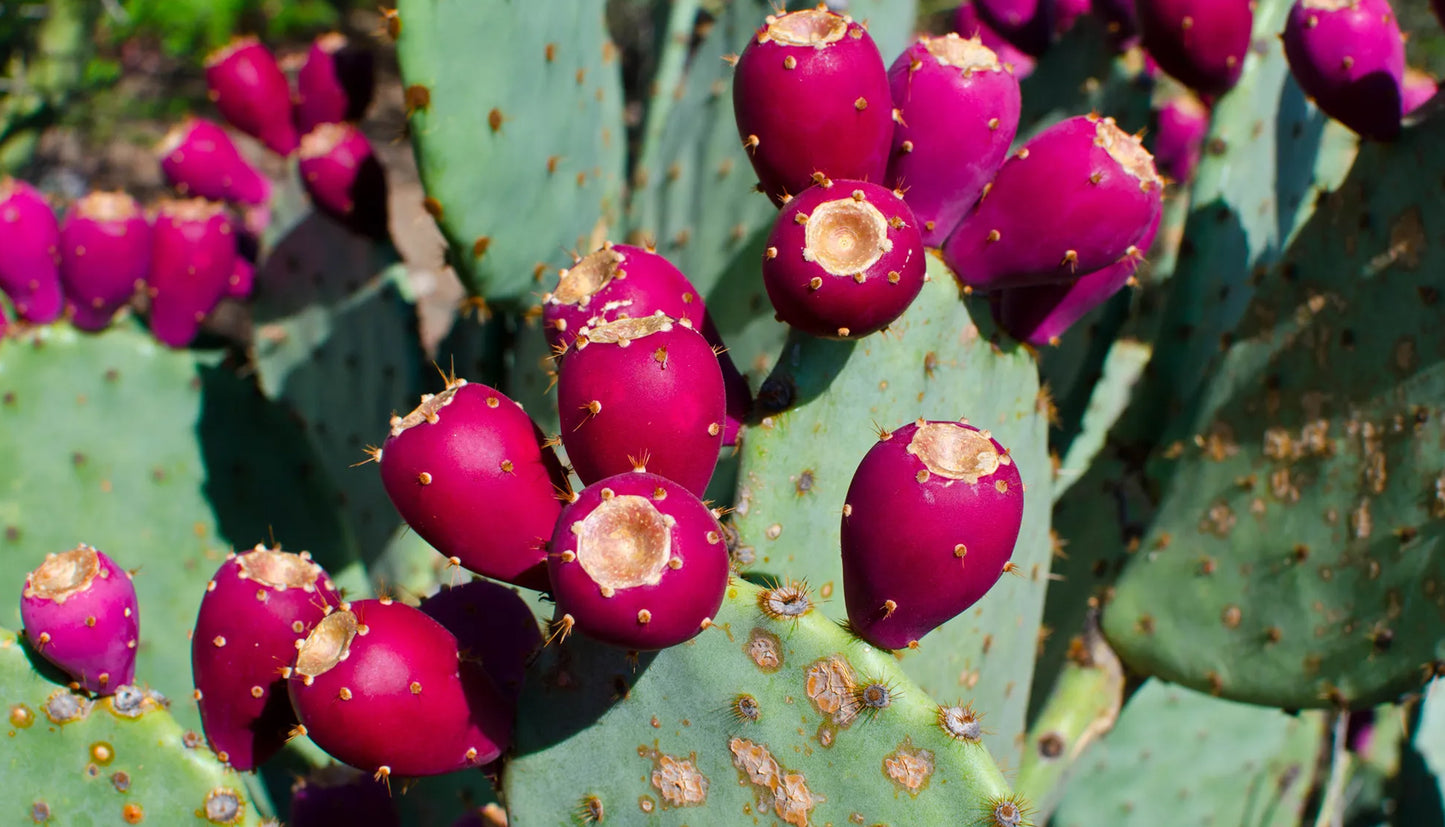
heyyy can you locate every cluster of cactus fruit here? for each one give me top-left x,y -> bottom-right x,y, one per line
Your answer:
4,0 -> 1445,823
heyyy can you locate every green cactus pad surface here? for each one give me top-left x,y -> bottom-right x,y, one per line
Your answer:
1052,681 -> 1324,827
0,627 -> 264,825
396,0 -> 625,307
0,324 -> 364,730
504,579 -> 1016,826
1102,108 -> 1445,709
729,254 -> 1051,767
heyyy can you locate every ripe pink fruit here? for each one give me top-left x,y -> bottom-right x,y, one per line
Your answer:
732,7 -> 894,206
974,0 -> 1056,57
288,598 -> 513,778
419,579 -> 542,709
557,314 -> 725,496
941,114 -> 1162,290
158,118 -> 271,206
0,177 -> 63,324
1282,0 -> 1406,142
191,546 -> 342,771
296,32 -> 376,133
147,198 -> 237,348
841,421 -> 1024,650
956,2 -> 1037,79
58,191 -> 150,331
994,208 -> 1161,345
298,122 -> 389,240
541,243 -> 752,446
1150,88 -> 1210,183
20,544 -> 139,695
1136,0 -> 1253,98
548,472 -> 730,650
205,37 -> 299,157
377,378 -> 567,591
886,34 -> 1021,245
762,178 -> 925,339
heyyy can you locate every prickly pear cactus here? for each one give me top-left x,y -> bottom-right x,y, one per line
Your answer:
1101,77 -> 1445,709
0,324 -> 365,729
394,0 -> 625,306
731,256 -> 1052,766
1051,680 -> 1325,826
1,627 -> 264,825
504,579 -> 1019,826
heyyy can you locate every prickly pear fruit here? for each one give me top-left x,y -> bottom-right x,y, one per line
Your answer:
1403,67 -> 1437,115
20,544 -> 139,695
58,191 -> 150,331
296,32 -> 377,133
557,314 -> 726,496
541,243 -> 751,446
541,243 -> 707,352
146,198 -> 237,347
840,421 -> 1024,650
0,177 -> 63,323
732,7 -> 894,206
191,546 -> 341,771
205,37 -> 299,157
157,118 -> 272,206
886,34 -> 1021,245
941,114 -> 1162,290
762,178 -> 925,339
956,2 -> 1037,78
1136,0 -> 1253,97
377,379 -> 566,591
994,208 -> 1161,346
289,766 -> 401,827
1150,87 -> 1210,183
419,579 -> 542,708
973,0 -> 1055,57
298,122 -> 389,240
289,598 -> 514,778
1282,0 -> 1406,142
547,471 -> 730,650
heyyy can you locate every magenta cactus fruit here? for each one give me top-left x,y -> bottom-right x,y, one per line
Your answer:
973,0 -> 1056,57
541,243 -> 708,352
287,598 -> 514,778
157,118 -> 271,206
1151,87 -> 1210,183
840,421 -> 1025,650
19,544 -> 139,695
289,766 -> 400,827
886,34 -> 1021,246
762,178 -> 926,339
377,378 -> 566,591
956,3 -> 1037,79
1136,0 -> 1252,97
732,7 -> 894,206
0,177 -> 63,324
296,32 -> 377,133
941,114 -> 1163,291
541,243 -> 751,446
557,314 -> 725,496
191,545 -> 341,771
205,37 -> 299,156
1403,67 -> 1437,115
1282,0 -> 1406,142
147,198 -> 237,348
419,580 -> 542,708
547,471 -> 730,650
298,122 -> 389,240
58,191 -> 150,331
994,208 -> 1161,346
